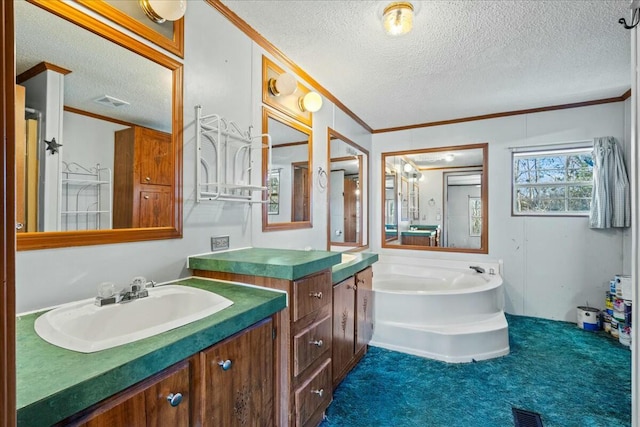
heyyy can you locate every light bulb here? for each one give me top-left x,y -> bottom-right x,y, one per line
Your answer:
268,73 -> 297,96
404,163 -> 413,173
140,0 -> 187,23
299,91 -> 323,113
444,154 -> 455,162
383,2 -> 414,36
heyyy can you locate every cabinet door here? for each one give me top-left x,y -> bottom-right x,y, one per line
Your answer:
138,189 -> 172,227
144,361 -> 191,427
202,319 -> 274,427
77,360 -> 190,427
80,395 -> 146,427
355,267 -> 374,353
332,276 -> 356,383
138,127 -> 173,186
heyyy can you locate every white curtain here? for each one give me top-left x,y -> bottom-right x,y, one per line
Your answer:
589,136 -> 631,228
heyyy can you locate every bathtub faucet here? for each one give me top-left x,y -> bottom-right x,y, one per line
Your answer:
469,266 -> 485,274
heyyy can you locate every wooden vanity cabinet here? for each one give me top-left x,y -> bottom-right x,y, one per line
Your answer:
59,359 -> 192,427
332,266 -> 374,388
192,268 -> 333,427
113,126 -> 173,228
198,319 -> 274,426
56,319 -> 274,427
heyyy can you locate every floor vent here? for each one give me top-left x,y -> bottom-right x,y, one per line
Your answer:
512,407 -> 544,427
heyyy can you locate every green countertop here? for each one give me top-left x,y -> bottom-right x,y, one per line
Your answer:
188,247 -> 342,280
331,252 -> 379,284
401,230 -> 436,236
16,277 -> 287,427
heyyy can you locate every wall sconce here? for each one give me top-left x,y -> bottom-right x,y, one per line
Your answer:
140,0 -> 187,24
298,92 -> 323,113
268,73 -> 298,97
620,0 -> 640,29
383,2 -> 414,36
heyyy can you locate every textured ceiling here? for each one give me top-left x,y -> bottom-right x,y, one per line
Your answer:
221,0 -> 632,130
15,0 -> 172,133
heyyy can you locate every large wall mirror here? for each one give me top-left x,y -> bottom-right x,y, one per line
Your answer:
262,107 -> 312,231
382,143 -> 488,254
328,128 -> 369,250
15,0 -> 183,250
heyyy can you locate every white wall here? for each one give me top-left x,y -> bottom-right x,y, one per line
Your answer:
372,102 -> 629,322
16,1 -> 372,312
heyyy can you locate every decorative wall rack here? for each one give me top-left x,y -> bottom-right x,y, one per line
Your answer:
195,105 -> 271,203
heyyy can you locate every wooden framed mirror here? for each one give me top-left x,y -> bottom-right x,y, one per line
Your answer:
15,0 -> 183,250
262,107 -> 312,231
327,128 -> 369,250
382,143 -> 488,253
75,0 -> 185,58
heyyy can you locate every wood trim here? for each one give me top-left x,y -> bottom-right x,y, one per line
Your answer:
622,89 -> 632,100
16,61 -> 72,84
262,107 -> 313,232
373,95 -> 631,134
1,0 -> 16,424
17,0 -> 184,251
64,106 -> 136,128
26,0 -> 182,71
327,128 -> 370,250
206,0 -> 373,134
262,56 -> 313,128
74,0 -> 185,58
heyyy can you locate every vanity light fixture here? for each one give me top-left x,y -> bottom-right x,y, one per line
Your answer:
139,0 -> 187,24
383,2 -> 414,36
268,72 -> 298,97
403,162 -> 413,173
298,91 -> 323,113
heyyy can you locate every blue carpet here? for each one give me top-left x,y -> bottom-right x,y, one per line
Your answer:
321,314 -> 631,427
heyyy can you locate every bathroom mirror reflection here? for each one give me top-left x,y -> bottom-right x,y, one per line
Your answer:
262,107 -> 312,231
382,143 -> 488,253
328,128 -> 369,250
15,0 -> 183,250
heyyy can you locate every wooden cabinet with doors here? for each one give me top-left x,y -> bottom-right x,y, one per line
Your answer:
332,266 -> 374,388
199,319 -> 274,426
55,318 -> 275,427
192,268 -> 333,427
113,126 -> 173,228
57,359 -> 192,427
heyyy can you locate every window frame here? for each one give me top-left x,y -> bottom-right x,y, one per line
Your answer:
511,146 -> 593,217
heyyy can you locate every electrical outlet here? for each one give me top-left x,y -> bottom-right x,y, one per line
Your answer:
211,235 -> 230,251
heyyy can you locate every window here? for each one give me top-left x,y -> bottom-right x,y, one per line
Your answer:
512,147 -> 593,216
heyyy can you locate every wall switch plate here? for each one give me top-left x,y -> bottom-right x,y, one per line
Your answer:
211,235 -> 230,251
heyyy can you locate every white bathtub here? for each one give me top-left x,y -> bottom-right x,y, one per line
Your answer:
370,256 -> 509,363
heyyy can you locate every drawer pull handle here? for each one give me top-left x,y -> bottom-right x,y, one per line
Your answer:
145,176 -> 151,181
348,284 -> 358,291
309,291 -> 323,299
311,388 -> 324,397
144,195 -> 150,199
309,339 -> 323,347
218,359 -> 232,370
357,279 -> 365,285
166,392 -> 183,407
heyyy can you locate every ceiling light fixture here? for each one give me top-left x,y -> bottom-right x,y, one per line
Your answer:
383,2 -> 414,36
298,91 -> 323,113
139,0 -> 187,24
267,72 -> 298,97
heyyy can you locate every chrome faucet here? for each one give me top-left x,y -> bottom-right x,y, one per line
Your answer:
469,266 -> 485,274
95,278 -> 156,307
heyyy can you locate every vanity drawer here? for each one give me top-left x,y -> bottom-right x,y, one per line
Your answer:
293,270 -> 331,322
293,313 -> 332,377
294,358 -> 332,427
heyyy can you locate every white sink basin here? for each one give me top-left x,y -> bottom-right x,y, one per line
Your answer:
34,285 -> 233,353
340,253 -> 358,264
